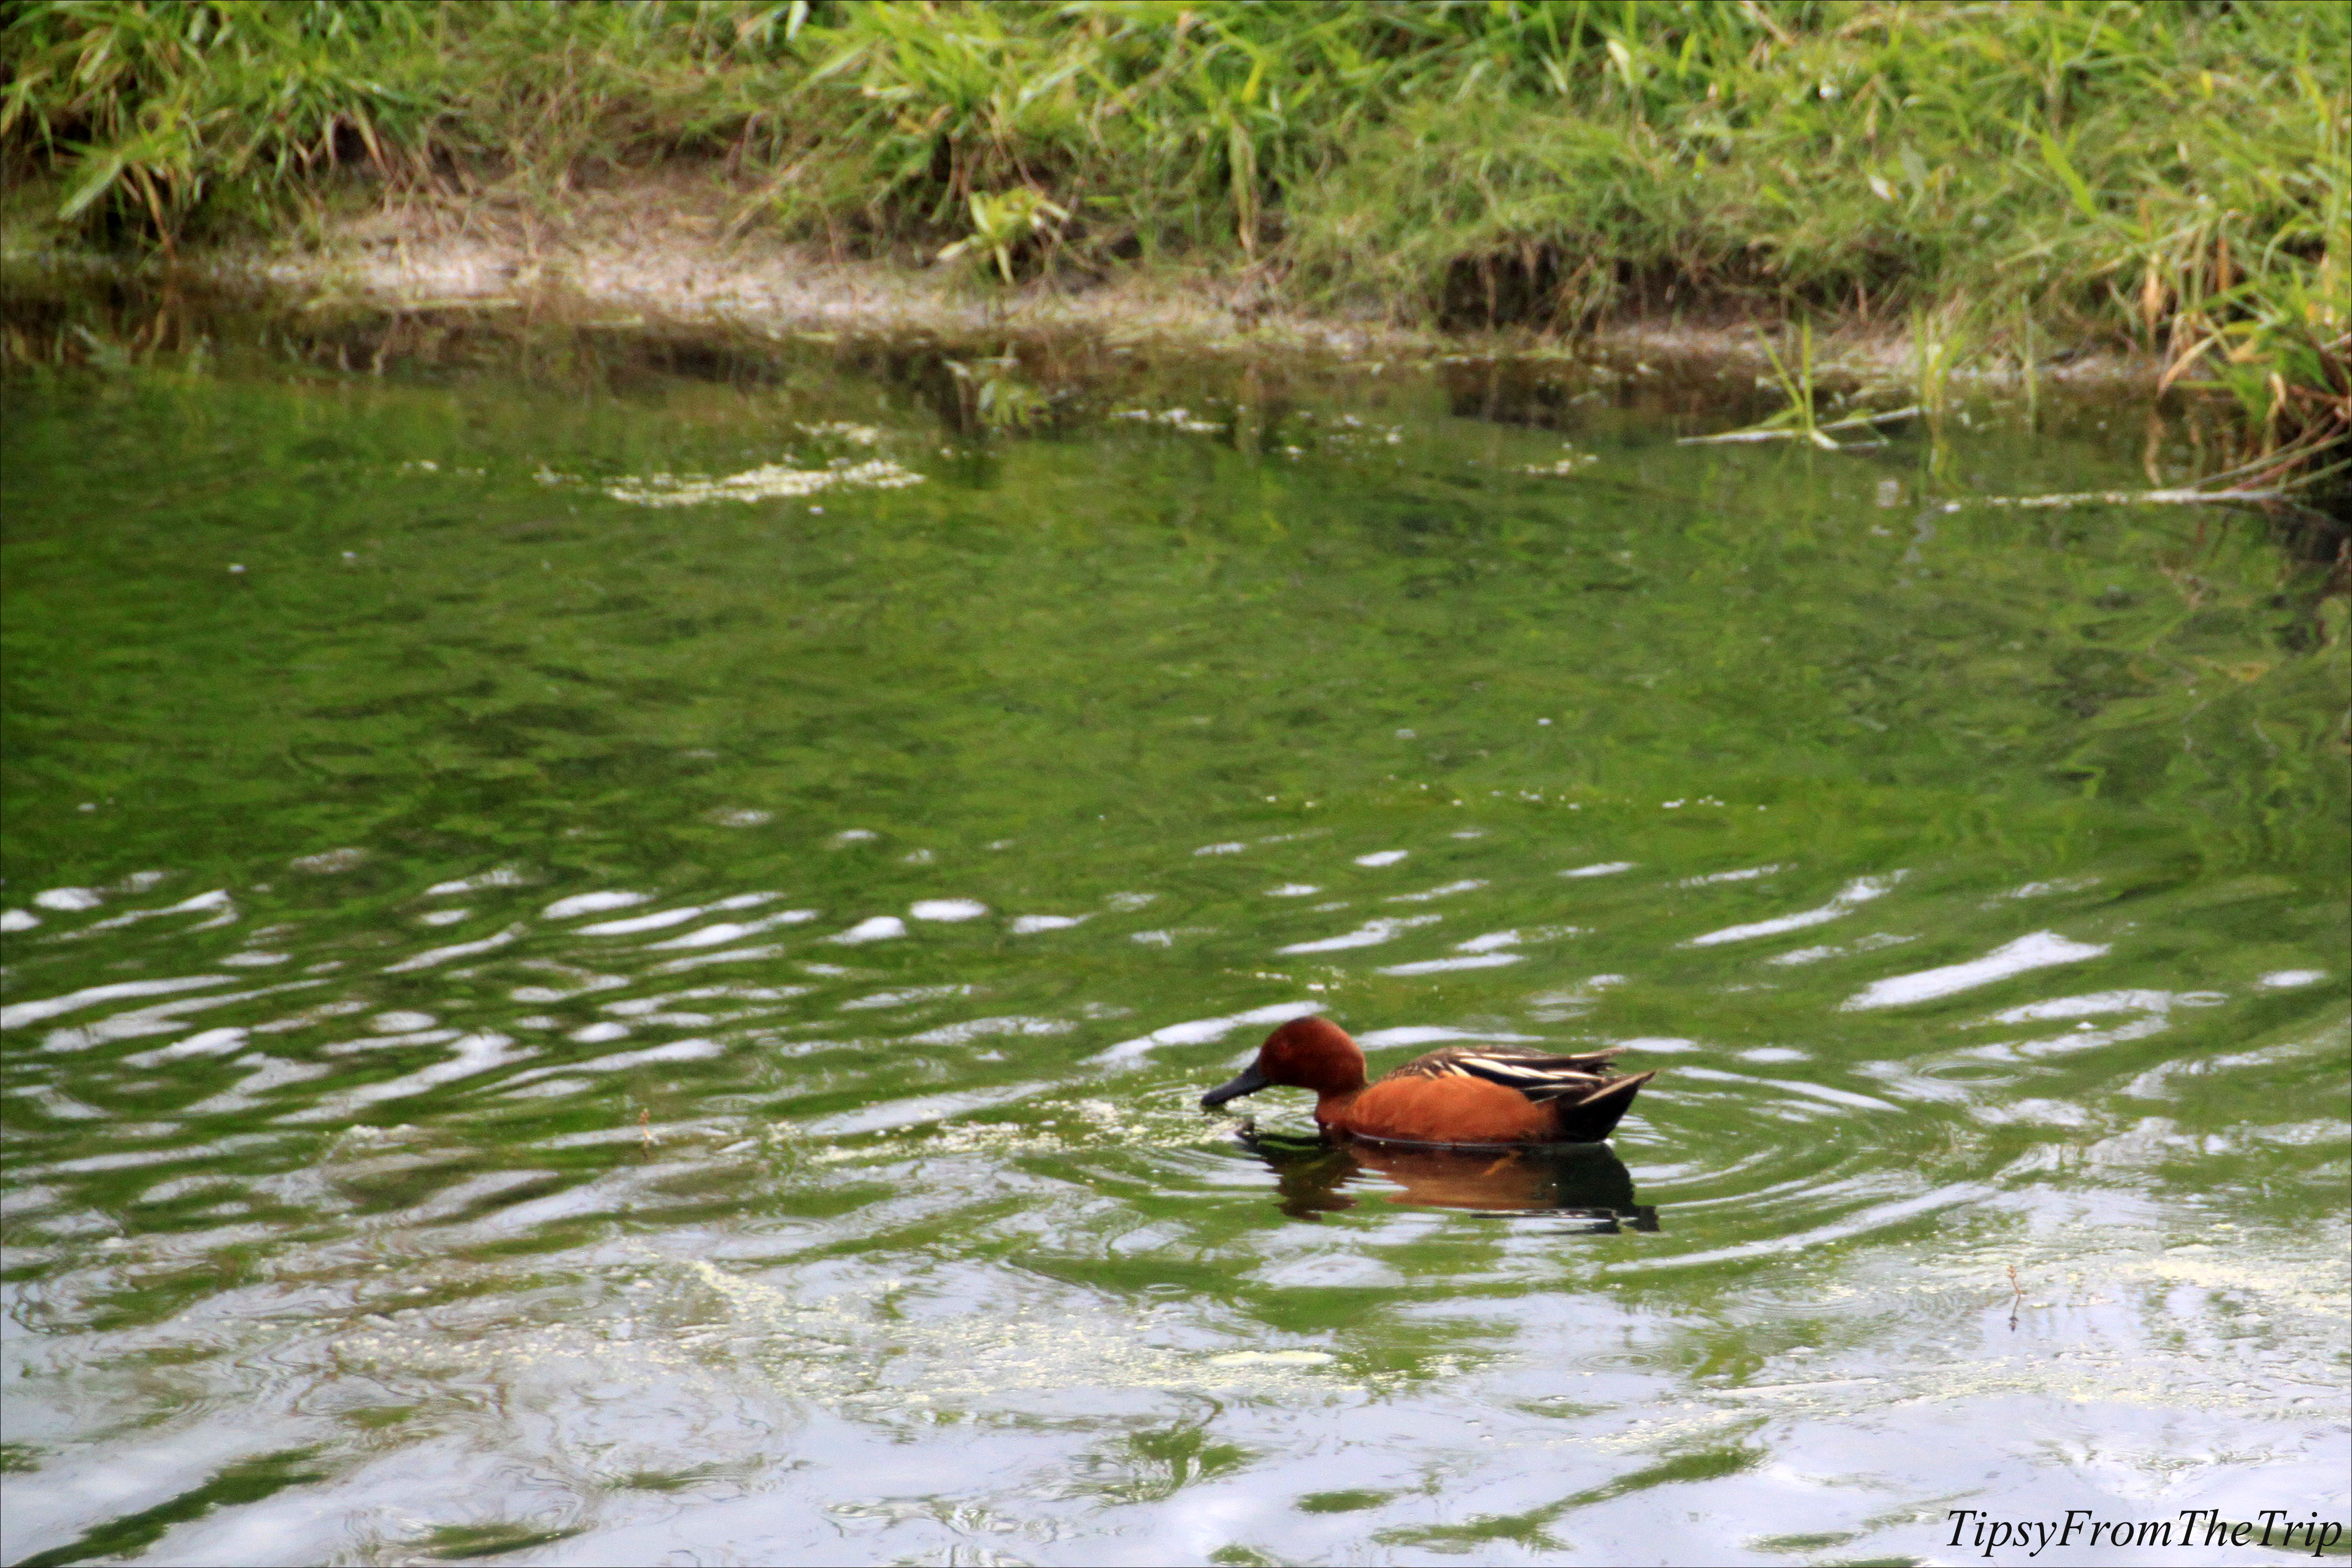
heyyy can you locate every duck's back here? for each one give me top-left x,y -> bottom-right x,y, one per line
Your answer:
1385,1045 -> 1632,1101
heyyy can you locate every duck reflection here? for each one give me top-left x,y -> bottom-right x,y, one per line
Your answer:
1242,1133 -> 1659,1230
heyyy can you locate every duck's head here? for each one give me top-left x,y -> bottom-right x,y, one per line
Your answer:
1200,1017 -> 1366,1108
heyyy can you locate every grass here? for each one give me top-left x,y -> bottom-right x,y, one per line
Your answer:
1758,319 -> 1826,447
2,0 -> 2346,484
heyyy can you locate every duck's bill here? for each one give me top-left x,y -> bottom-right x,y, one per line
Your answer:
1200,1062 -> 1272,1109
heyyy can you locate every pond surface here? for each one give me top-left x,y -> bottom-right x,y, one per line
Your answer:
3,274 -> 2346,1567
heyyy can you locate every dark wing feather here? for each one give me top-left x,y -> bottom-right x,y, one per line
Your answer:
1391,1045 -> 1635,1103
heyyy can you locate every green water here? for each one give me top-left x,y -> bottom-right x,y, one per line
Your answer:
2,275 -> 2345,1567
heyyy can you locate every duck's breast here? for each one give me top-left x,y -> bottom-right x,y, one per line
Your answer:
1331,1074 -> 1556,1145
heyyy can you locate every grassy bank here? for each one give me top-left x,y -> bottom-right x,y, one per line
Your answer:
4,1 -> 2346,483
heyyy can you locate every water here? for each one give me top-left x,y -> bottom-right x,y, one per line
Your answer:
3,274 -> 2346,1566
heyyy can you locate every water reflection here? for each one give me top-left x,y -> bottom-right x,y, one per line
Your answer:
1242,1131 -> 1659,1229
2,269 -> 2344,1568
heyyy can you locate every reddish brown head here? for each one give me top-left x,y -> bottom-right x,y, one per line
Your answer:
1200,1017 -> 1367,1108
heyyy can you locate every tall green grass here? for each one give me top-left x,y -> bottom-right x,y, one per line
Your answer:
0,1 -> 786,242
4,0 -> 2345,479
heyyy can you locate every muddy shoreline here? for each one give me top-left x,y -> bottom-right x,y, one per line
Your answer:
116,178 -> 2158,389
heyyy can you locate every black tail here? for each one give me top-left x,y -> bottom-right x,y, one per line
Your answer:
1551,1070 -> 1655,1143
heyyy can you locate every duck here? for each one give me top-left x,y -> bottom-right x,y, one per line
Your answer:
1200,1017 -> 1655,1147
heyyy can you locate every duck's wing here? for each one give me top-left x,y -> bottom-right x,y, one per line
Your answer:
1389,1046 -> 1635,1103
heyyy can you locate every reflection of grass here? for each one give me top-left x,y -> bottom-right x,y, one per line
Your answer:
1374,1443 -> 1762,1552
340,1403 -> 418,1430
418,1522 -> 585,1561
948,354 -> 1051,430
614,1462 -> 739,1492
11,1448 -> 327,1568
1752,1529 -> 1863,1553
1078,1423 -> 1255,1505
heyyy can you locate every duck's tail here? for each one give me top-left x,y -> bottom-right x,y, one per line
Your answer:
1551,1070 -> 1656,1143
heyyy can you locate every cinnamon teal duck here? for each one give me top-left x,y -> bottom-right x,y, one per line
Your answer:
1201,1017 -> 1655,1146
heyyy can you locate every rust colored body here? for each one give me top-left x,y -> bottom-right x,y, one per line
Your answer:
1200,1017 -> 1656,1147
1338,1073 -> 1556,1143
